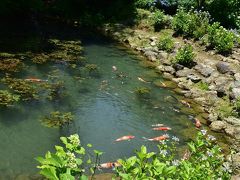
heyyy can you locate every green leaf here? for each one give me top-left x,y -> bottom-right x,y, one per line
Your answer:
94,150 -> 103,155
40,167 -> 59,180
60,173 -> 75,180
79,175 -> 88,180
60,137 -> 68,145
76,147 -> 85,155
87,144 -> 92,148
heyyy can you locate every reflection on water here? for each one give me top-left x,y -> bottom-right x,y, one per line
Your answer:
0,34 -> 227,179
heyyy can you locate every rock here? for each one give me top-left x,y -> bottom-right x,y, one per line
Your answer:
149,36 -> 157,42
150,41 -> 156,46
173,63 -> 184,71
158,51 -> 169,60
162,72 -> 174,80
144,50 -> 157,62
176,68 -> 194,77
224,117 -> 240,126
232,153 -> 240,169
210,121 -> 226,132
230,88 -> 240,99
216,86 -> 226,97
234,73 -> 240,82
225,125 -> 236,137
231,175 -> 240,180
164,66 -> 175,74
187,73 -> 202,83
194,64 -> 214,77
216,61 -> 233,74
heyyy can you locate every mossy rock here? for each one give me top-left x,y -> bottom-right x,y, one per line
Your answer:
135,87 -> 151,99
139,61 -> 158,69
40,111 -> 74,128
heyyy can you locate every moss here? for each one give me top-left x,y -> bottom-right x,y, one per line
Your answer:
40,111 -> 74,128
195,81 -> 209,91
135,87 -> 151,99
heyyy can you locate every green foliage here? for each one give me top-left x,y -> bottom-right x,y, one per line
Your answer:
207,22 -> 235,53
0,90 -> 20,106
196,81 -> 209,91
36,134 -> 102,180
115,131 -> 231,179
134,0 -> 155,9
173,44 -> 195,66
157,36 -> 174,52
172,9 -> 210,39
217,98 -> 234,119
152,10 -> 167,31
40,111 -> 74,128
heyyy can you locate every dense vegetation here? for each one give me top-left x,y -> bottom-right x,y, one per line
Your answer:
36,131 -> 231,179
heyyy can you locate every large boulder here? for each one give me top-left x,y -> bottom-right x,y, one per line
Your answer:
210,121 -> 226,132
144,50 -> 158,62
216,61 -> 233,74
194,64 -> 214,77
224,117 -> 240,126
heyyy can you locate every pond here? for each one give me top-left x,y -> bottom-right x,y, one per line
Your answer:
0,30 -> 227,179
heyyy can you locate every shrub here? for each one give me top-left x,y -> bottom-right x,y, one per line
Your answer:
173,44 -> 195,66
36,134 -> 103,180
172,9 -> 210,39
134,0 -> 155,9
207,22 -> 235,53
152,10 -> 167,31
157,36 -> 174,52
115,131 -> 231,179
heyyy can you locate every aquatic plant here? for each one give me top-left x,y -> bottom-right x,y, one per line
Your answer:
0,59 -> 24,72
157,36 -> 174,52
1,77 -> 39,100
32,53 -> 49,64
173,44 -> 195,67
85,64 -> 98,72
135,87 -> 151,99
0,90 -> 20,106
40,111 -> 74,128
36,134 -> 103,180
44,81 -> 66,101
115,131 -> 231,179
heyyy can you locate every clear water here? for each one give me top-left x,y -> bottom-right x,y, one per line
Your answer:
0,34 -> 224,179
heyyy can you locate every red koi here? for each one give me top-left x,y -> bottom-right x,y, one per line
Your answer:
25,77 -> 48,83
145,134 -> 169,141
195,118 -> 201,128
115,135 -> 135,142
152,127 -> 171,131
99,162 -> 121,169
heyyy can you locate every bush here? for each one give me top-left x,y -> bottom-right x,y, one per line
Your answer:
207,22 -> 235,53
157,36 -> 174,52
173,44 -> 195,66
36,134 -> 103,180
115,131 -> 231,179
172,9 -> 210,39
134,0 -> 155,9
152,10 -> 167,31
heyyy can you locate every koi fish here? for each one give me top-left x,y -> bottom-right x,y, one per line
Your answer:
115,135 -> 135,142
137,77 -> 149,83
151,123 -> 164,127
99,162 -> 121,169
112,66 -> 117,71
180,100 -> 191,108
195,118 -> 201,128
152,127 -> 171,131
25,78 -> 48,83
144,134 -> 169,141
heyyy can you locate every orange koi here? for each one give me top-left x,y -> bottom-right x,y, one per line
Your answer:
195,118 -> 201,128
152,127 -> 171,131
180,100 -> 191,108
145,134 -> 169,141
151,123 -> 164,127
115,135 -> 135,142
99,162 -> 121,169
